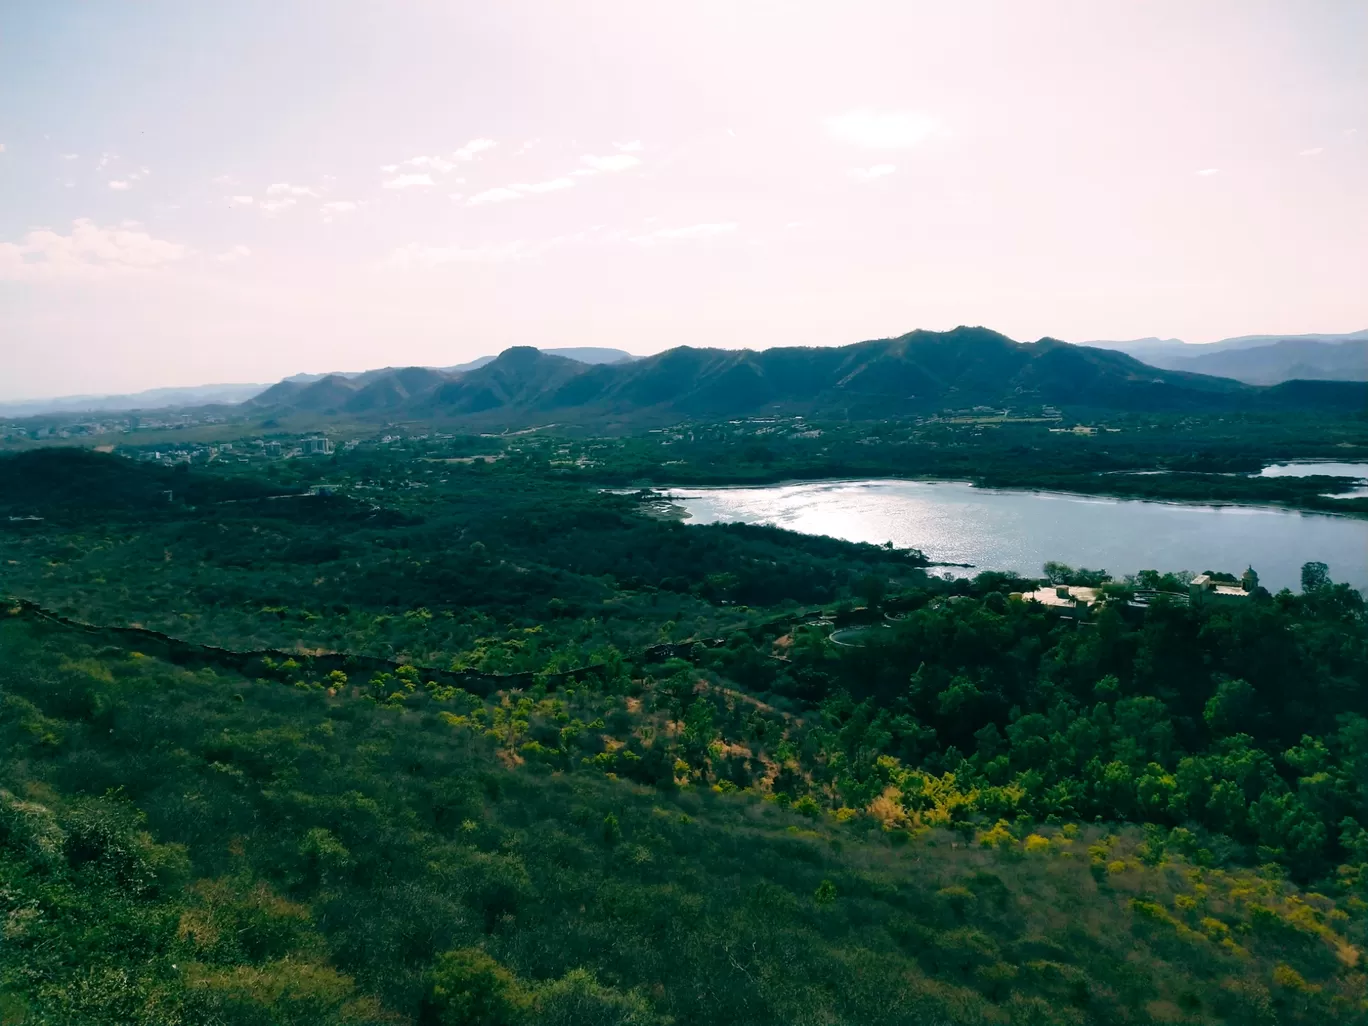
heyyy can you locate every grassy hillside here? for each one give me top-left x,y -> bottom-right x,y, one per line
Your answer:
3,445 -> 1368,1024
3,615 -> 1367,1025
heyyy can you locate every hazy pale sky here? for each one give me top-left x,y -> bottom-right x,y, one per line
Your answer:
2,1 -> 1365,399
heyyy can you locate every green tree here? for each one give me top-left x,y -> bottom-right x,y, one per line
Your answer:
857,573 -> 887,608
1301,561 -> 1331,594
602,813 -> 622,847
1204,678 -> 1261,738
814,879 -> 837,906
424,948 -> 530,1026
535,968 -> 662,1026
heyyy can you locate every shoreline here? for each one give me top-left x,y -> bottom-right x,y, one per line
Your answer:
629,476 -> 1367,521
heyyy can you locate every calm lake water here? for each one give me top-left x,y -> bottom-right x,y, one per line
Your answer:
674,480 -> 1368,593
1259,462 -> 1368,479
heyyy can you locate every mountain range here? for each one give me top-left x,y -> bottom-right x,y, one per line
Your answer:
243,327 -> 1365,427
278,346 -> 634,386
0,348 -> 635,419
8,332 -> 1365,424
1080,330 -> 1368,385
0,382 -> 268,419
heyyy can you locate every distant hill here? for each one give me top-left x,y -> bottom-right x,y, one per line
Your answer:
1170,339 -> 1368,386
0,382 -> 266,418
282,347 -> 637,383
1081,330 -> 1368,384
3,348 -> 635,421
239,327 -> 1357,427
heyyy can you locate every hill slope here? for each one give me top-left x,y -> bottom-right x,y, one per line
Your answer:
247,328 -> 1292,426
5,611 -> 1368,1025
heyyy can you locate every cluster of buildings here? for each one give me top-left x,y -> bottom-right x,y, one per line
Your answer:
1017,567 -> 1259,618
1188,568 -> 1260,606
0,412 -> 231,444
133,436 -> 334,466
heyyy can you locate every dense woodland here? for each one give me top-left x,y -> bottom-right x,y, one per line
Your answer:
2,429 -> 1368,1024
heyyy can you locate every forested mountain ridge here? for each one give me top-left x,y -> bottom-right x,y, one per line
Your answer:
240,327 -> 1363,427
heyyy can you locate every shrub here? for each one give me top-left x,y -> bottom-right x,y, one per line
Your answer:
1272,962 -> 1317,994
298,827 -> 351,878
602,813 -> 622,846
978,820 -> 1015,850
425,948 -> 531,1026
814,879 -> 837,906
0,789 -> 66,870
534,968 -> 663,1025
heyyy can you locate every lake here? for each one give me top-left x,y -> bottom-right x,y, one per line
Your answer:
1259,462 -> 1368,479
673,480 -> 1368,593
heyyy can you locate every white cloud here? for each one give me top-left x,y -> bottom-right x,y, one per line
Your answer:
634,222 -> 738,243
0,218 -> 189,280
390,154 -> 458,173
321,200 -> 357,222
1298,147 -> 1324,157
230,195 -> 254,206
62,153 -> 78,160
1196,168 -> 1220,176
383,240 -> 526,269
825,110 -> 938,149
108,180 -> 131,191
215,245 -> 251,263
849,163 -> 896,182
520,177 -> 574,194
1344,128 -> 1359,138
467,186 -> 524,206
383,173 -> 436,190
0,143 -> 6,154
466,177 -> 575,206
453,137 -> 496,161
211,174 -> 237,187
96,152 -> 115,170
579,153 -> 641,174
614,140 -> 643,152
515,139 -> 539,154
266,182 -> 320,197
259,197 -> 298,215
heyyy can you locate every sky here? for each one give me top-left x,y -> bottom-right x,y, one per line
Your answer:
1,1 -> 1366,401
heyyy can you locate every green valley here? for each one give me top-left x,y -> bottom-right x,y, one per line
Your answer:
1,437 -> 1367,1024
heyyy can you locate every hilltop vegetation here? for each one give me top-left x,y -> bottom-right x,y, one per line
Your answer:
2,444 -> 1368,1022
